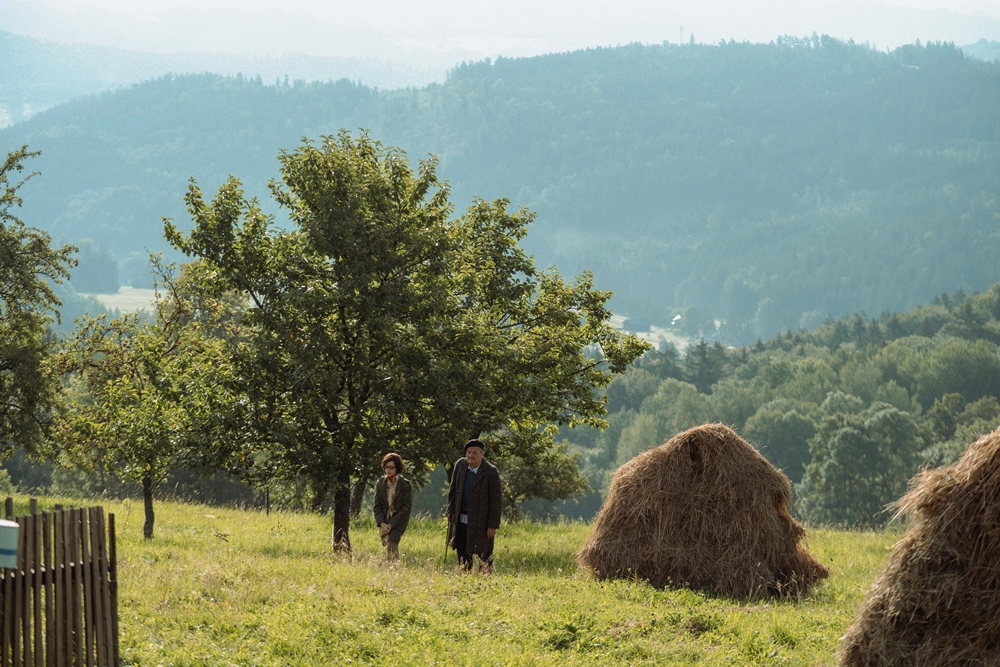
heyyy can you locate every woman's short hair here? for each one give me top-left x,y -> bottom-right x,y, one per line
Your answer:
381,452 -> 404,474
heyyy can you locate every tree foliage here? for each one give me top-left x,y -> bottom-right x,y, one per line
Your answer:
496,440 -> 591,522
797,402 -> 924,528
743,400 -> 817,483
165,132 -> 649,548
0,146 -> 76,458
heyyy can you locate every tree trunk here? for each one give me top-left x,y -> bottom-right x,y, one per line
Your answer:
311,482 -> 327,512
142,475 -> 155,539
330,468 -> 352,552
350,478 -> 366,517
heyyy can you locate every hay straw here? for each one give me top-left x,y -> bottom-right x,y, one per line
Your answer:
577,423 -> 828,598
838,426 -> 1000,666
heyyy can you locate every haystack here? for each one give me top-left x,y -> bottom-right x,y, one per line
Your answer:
577,423 -> 828,598
838,426 -> 1000,666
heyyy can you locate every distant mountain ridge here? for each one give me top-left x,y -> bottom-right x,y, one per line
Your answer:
0,30 -> 443,127
2,37 -> 999,343
3,30 -> 997,128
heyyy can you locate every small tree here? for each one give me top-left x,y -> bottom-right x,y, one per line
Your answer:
0,146 -> 76,459
497,440 -> 590,521
56,258 -> 236,538
684,338 -> 727,393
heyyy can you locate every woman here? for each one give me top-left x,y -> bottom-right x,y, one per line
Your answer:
373,452 -> 412,562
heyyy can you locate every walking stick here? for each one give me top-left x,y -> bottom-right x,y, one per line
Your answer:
444,515 -> 454,571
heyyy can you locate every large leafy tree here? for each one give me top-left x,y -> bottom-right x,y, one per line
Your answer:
56,258 -> 236,537
797,400 -> 925,528
0,146 -> 76,459
743,399 -> 818,484
166,132 -> 649,549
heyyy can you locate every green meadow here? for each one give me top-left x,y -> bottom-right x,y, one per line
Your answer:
7,496 -> 899,666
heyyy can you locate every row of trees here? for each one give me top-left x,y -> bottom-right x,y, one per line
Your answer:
1,137 -> 649,543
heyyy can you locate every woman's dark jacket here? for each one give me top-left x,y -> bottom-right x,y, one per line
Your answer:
373,475 -> 412,544
446,458 -> 502,555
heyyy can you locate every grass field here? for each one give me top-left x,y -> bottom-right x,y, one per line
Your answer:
6,495 -> 899,666
76,287 -> 158,313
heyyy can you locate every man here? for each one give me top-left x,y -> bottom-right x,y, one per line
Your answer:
446,439 -> 502,572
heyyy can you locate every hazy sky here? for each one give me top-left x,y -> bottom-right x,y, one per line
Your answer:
4,0 -> 1000,70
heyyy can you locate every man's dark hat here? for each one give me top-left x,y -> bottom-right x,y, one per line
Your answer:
464,439 -> 485,452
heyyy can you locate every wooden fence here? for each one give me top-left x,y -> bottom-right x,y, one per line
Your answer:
0,499 -> 118,667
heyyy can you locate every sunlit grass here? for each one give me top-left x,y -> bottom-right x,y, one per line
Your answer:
8,495 -> 900,666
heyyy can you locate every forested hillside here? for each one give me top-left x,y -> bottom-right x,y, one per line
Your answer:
550,284 -> 1000,527
2,37 -> 999,341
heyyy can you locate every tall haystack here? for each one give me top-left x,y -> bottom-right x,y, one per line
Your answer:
577,423 -> 828,598
838,426 -> 1000,666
